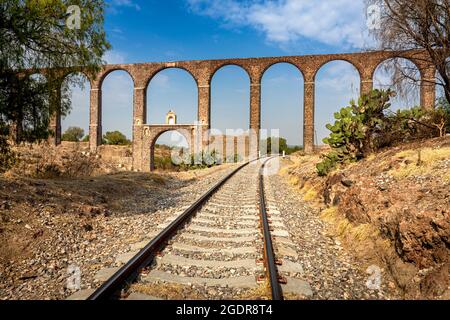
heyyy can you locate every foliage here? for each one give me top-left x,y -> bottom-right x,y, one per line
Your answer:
370,0 -> 450,103
435,97 -> 450,134
316,89 -> 394,176
263,137 -> 302,155
82,135 -> 89,142
103,131 -> 131,145
0,0 -> 110,170
437,96 -> 450,114
0,134 -> 16,172
182,150 -> 221,170
154,149 -> 222,171
384,104 -> 450,143
317,89 -> 450,176
62,126 -> 84,142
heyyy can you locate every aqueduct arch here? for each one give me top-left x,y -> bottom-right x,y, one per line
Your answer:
44,49 -> 437,171
136,124 -> 197,172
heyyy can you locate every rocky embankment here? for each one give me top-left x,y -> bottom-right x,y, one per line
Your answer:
283,137 -> 450,299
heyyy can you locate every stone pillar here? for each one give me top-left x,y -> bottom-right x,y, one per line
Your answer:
133,87 -> 147,127
360,79 -> 373,95
48,110 -> 61,146
89,88 -> 102,152
420,67 -> 436,110
197,82 -> 211,155
48,88 -> 61,146
303,81 -> 315,154
198,83 -> 210,128
249,82 -> 261,157
132,87 -> 146,171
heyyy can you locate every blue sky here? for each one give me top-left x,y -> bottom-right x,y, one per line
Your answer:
63,0 -> 422,146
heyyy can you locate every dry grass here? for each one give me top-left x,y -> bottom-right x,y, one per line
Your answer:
131,282 -> 206,300
238,282 -> 272,300
298,182 -> 320,203
302,187 -> 317,202
390,147 -> 450,179
130,281 -> 271,300
320,207 -> 392,268
288,175 -> 300,186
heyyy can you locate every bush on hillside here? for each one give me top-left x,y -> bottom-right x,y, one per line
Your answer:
317,89 -> 450,176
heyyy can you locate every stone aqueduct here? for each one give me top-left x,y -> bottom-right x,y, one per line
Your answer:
43,50 -> 436,171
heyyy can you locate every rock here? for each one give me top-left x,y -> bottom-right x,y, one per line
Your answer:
33,229 -> 44,238
323,173 -> 347,206
83,224 -> 93,232
78,205 -> 105,217
388,258 -> 418,294
420,263 -> 449,298
397,210 -> 450,268
341,179 -> 353,187
282,277 -> 313,297
0,201 -> 11,210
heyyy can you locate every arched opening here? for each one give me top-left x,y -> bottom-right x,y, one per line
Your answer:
151,130 -> 190,171
24,73 -> 49,139
373,58 -> 421,111
315,61 -> 360,145
60,73 -> 90,144
101,70 -> 134,145
261,63 -> 304,153
211,65 -> 250,161
147,68 -> 197,125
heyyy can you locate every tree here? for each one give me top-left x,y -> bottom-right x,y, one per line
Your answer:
263,137 -> 302,155
265,137 -> 288,155
103,131 -> 131,145
0,0 -> 110,169
62,126 -> 84,142
433,97 -> 450,135
369,0 -> 450,103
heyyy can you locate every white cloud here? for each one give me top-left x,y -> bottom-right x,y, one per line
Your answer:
187,0 -> 373,49
110,0 -> 141,11
103,50 -> 127,64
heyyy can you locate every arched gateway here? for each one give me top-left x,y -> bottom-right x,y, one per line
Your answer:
41,50 -> 436,171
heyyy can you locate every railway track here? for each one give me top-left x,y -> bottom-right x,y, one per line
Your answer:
87,156 -> 307,300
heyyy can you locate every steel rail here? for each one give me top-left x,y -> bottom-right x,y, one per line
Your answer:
88,160 -> 255,300
259,156 -> 283,300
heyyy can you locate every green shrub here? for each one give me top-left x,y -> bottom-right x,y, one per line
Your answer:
262,137 -> 302,155
62,127 -> 84,142
316,89 -> 394,176
317,89 -> 450,176
103,131 -> 130,145
154,150 -> 221,171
